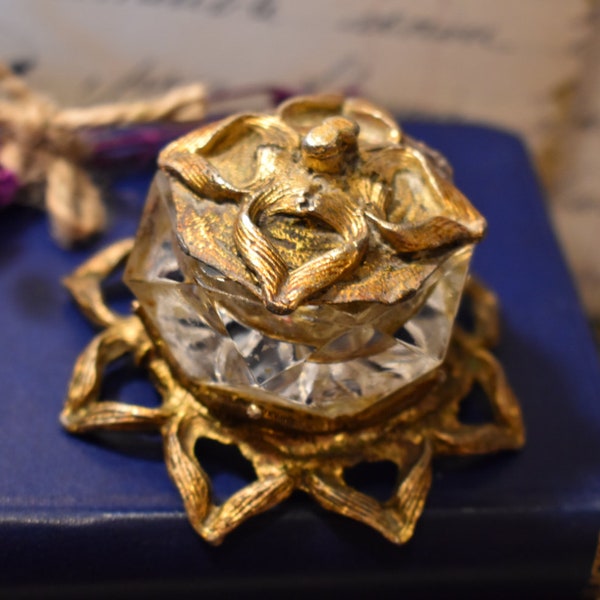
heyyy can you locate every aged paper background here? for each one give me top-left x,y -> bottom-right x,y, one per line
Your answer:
553,9 -> 600,322
0,0 -> 597,318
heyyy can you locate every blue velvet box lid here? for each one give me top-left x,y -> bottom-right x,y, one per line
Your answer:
1,123 -> 599,597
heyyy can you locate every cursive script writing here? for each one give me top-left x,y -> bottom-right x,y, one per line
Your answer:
339,11 -> 500,49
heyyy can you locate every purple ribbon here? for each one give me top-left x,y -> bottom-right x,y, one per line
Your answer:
0,165 -> 19,208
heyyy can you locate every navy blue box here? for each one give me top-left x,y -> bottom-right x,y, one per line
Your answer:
1,123 -> 599,598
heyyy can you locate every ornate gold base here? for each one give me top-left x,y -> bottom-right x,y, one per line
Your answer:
61,239 -> 525,545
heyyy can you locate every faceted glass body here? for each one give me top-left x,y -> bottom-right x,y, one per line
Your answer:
125,174 -> 473,419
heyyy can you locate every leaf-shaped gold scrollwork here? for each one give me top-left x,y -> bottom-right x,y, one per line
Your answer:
62,240 -> 524,545
235,184 -> 369,313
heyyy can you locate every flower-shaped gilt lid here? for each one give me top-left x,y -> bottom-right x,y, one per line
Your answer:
157,94 -> 485,314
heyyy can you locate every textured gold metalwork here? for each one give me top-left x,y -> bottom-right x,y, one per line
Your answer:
61,96 -> 524,545
159,95 -> 485,314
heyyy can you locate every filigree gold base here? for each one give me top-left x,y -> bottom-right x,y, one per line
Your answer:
61,240 -> 525,545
